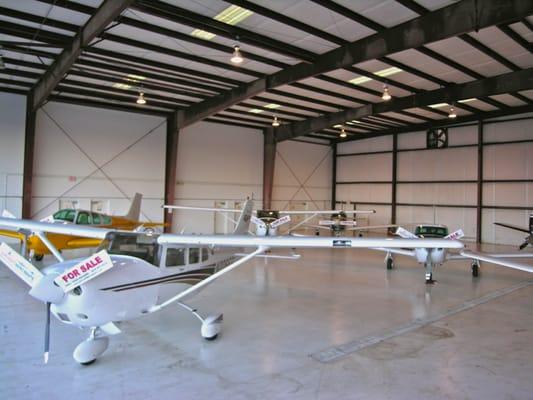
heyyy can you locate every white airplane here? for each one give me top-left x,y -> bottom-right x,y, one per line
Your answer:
0,200 -> 468,366
163,203 -> 376,237
377,224 -> 533,284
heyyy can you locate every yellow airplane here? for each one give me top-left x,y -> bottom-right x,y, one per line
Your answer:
0,193 -> 163,260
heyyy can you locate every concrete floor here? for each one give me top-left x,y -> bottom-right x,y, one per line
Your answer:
1,244 -> 532,399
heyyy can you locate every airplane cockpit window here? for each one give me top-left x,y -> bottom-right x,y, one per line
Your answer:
102,215 -> 112,225
201,248 -> 209,262
415,226 -> 449,238
98,233 -> 159,265
189,248 -> 200,264
76,211 -> 91,225
166,247 -> 185,267
53,209 -> 76,222
92,213 -> 101,225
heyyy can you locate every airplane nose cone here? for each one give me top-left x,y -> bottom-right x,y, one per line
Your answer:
29,274 -> 65,304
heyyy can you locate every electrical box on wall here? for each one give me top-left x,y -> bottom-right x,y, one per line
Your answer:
427,128 -> 448,149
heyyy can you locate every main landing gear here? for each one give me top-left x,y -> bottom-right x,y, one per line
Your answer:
471,260 -> 480,277
386,253 -> 394,270
178,302 -> 223,341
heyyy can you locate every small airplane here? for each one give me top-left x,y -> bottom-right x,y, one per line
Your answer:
163,203 -> 376,237
0,193 -> 163,260
495,214 -> 533,250
0,200 -> 468,365
377,224 -> 533,283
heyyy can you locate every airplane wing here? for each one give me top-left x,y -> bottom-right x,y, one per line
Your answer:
460,250 -> 533,273
163,205 -> 242,213
345,224 -> 398,231
279,209 -> 375,215
494,222 -> 529,233
0,217 -> 118,239
157,234 -> 463,250
0,229 -> 26,241
370,247 -> 416,257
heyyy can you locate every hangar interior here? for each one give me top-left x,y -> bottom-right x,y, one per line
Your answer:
0,0 -> 532,399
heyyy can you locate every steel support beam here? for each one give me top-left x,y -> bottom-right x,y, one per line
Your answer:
331,143 -> 337,209
263,129 -> 276,210
164,112 -> 181,233
182,0 -> 530,128
30,0 -> 134,111
476,121 -> 484,243
22,94 -> 36,218
273,68 -> 533,141
391,134 -> 398,224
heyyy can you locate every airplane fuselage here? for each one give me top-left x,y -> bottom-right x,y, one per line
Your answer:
42,245 -> 236,328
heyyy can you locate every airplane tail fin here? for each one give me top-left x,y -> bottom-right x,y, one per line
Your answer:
123,193 -> 142,221
233,199 -> 254,235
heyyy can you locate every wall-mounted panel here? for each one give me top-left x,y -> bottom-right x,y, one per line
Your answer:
398,147 -> 477,181
483,142 -> 533,180
398,183 -> 477,205
336,183 -> 391,204
338,135 -> 392,154
0,93 -> 25,217
337,153 -> 392,181
484,114 -> 533,143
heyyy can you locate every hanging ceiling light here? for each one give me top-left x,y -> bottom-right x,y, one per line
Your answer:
231,45 -> 243,64
339,126 -> 347,138
448,105 -> 457,118
382,85 -> 391,101
272,115 -> 280,127
136,91 -> 146,105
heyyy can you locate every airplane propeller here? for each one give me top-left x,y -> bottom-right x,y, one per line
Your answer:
44,302 -> 51,364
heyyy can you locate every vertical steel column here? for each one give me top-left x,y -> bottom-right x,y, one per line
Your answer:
263,128 -> 276,210
164,112 -> 180,232
331,142 -> 337,209
476,120 -> 484,243
391,133 -> 398,224
22,94 -> 36,219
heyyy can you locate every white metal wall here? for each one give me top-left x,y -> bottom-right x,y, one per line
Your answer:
0,92 -> 25,217
337,114 -> 533,244
172,121 -> 263,234
32,101 -> 167,222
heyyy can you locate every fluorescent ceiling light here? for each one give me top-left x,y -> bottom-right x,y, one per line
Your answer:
113,83 -> 132,89
127,74 -> 146,80
190,6 -> 252,41
216,5 -> 253,25
458,98 -> 477,103
348,66 -> 403,85
428,102 -> 449,108
374,67 -> 403,77
349,76 -> 372,85
191,29 -> 216,40
351,120 -> 361,123
264,103 -> 281,109
249,108 -> 264,114
333,124 -> 343,128
345,121 -> 355,125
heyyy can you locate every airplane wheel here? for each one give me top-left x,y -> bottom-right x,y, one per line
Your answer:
425,274 -> 435,284
204,334 -> 218,341
35,254 -> 44,261
80,359 -> 96,366
386,258 -> 394,270
472,263 -> 479,277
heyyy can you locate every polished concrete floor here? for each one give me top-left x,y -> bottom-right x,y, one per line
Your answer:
1,244 -> 532,399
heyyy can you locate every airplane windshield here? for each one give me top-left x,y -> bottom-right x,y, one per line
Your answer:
415,226 -> 449,237
53,209 -> 76,222
97,233 -> 159,265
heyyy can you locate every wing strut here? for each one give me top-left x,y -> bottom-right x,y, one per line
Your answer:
150,245 -> 269,313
